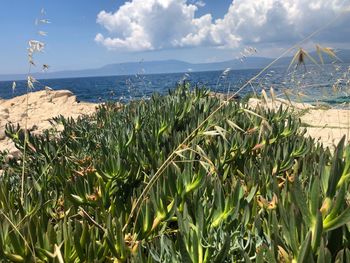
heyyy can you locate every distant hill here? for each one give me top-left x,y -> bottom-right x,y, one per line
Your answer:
1,49 -> 349,81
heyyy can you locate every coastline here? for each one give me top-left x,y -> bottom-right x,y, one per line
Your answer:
1,90 -> 350,158
0,89 -> 97,157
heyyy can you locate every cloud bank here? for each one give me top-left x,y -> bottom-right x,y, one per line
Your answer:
95,0 -> 350,51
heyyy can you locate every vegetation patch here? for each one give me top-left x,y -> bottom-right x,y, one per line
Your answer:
1,85 -> 350,262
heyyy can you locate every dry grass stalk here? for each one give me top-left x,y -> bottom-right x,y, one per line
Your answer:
122,14 -> 345,232
20,9 -> 50,204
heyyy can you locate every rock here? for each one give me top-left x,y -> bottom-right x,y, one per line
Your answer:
0,130 -> 6,140
0,89 -> 98,155
0,106 -> 9,119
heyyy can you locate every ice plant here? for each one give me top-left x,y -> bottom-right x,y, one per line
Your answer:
1,85 -> 350,261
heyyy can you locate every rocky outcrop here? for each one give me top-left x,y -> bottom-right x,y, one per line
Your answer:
0,90 -> 98,158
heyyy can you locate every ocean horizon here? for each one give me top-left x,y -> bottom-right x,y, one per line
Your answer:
1,64 -> 349,105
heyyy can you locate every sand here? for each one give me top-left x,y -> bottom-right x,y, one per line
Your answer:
302,109 -> 350,149
0,89 -> 97,158
1,91 -> 350,159
248,97 -> 350,149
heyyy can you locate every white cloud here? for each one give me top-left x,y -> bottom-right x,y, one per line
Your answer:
95,0 -> 219,51
95,0 -> 350,51
194,1 -> 206,8
220,0 -> 349,46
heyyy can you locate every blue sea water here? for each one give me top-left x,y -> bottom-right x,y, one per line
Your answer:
0,63 -> 349,105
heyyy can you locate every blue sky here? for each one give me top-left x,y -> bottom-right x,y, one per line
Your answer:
0,0 -> 349,74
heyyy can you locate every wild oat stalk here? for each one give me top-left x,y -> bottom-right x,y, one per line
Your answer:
20,10 -> 50,204
288,47 -> 320,71
122,12 -> 346,232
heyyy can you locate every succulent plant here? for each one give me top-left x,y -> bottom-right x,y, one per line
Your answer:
1,85 -> 350,262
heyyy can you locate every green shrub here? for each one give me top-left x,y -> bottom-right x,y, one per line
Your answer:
1,85 -> 350,262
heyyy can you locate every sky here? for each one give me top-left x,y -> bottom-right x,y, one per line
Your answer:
0,0 -> 349,74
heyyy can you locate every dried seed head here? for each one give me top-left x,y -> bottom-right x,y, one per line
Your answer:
267,194 -> 278,210
12,82 -> 16,92
257,196 -> 268,208
28,40 -> 45,52
38,31 -> 47,36
42,64 -> 50,71
27,76 -> 38,90
222,68 -> 231,76
44,86 -> 52,91
39,19 -> 51,24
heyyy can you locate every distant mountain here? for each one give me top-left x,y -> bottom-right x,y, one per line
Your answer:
0,58 -> 273,81
1,49 -> 349,81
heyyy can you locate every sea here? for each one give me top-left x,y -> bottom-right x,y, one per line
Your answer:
0,63 -> 349,106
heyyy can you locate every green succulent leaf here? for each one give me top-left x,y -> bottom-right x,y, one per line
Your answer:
297,231 -> 312,263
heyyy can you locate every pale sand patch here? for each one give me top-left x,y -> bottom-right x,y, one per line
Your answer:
248,98 -> 350,150
301,109 -> 350,128
0,89 -> 98,158
304,127 -> 350,149
301,109 -> 350,149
